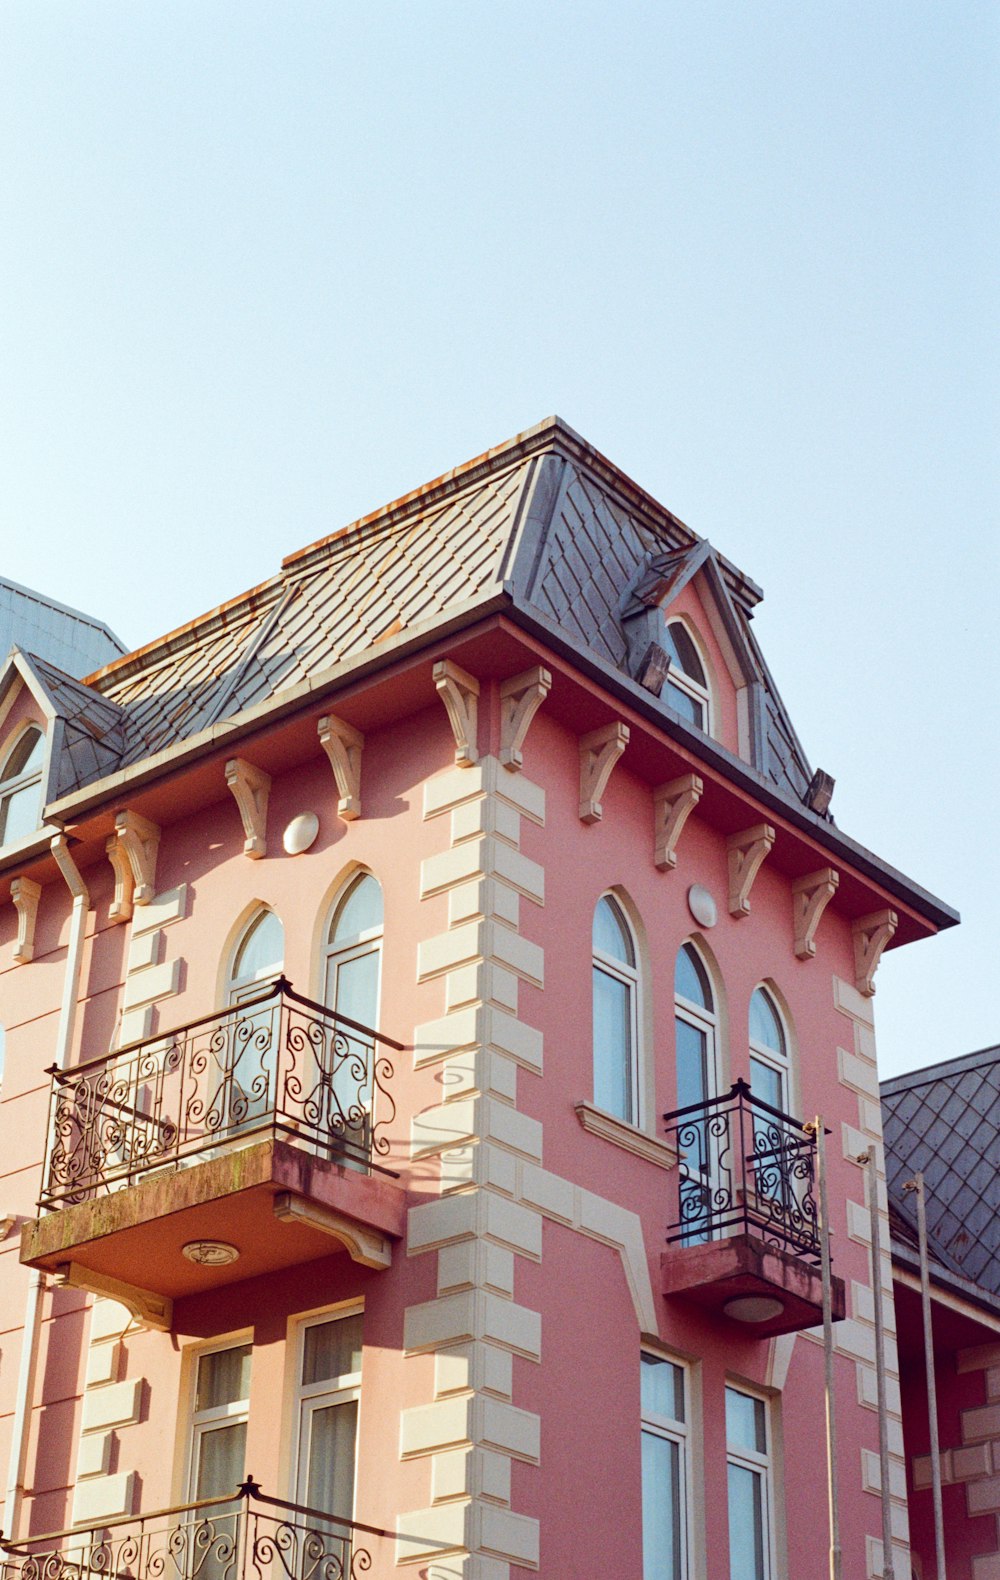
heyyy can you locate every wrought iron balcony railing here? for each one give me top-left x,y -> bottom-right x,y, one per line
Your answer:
662,1079 -> 820,1261
39,978 -> 401,1210
0,1479 -> 381,1580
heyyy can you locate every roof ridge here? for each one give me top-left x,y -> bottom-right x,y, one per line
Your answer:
881,1044 -> 1000,1095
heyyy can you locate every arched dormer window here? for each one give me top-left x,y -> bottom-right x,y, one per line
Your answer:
749,986 -> 790,1115
0,727 -> 45,846
227,908 -> 284,1006
662,621 -> 712,734
592,894 -> 640,1125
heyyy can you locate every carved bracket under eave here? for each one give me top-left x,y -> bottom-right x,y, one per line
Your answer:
106,810 -> 161,923
653,774 -> 703,870
499,666 -> 552,772
792,867 -> 840,959
579,722 -> 630,824
853,908 -> 898,997
11,876 -> 42,963
273,1191 -> 392,1269
53,1261 -> 172,1331
433,659 -> 480,767
317,714 -> 365,821
225,757 -> 272,857
726,823 -> 776,917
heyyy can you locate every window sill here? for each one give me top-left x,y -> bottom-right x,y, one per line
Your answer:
574,1102 -> 678,1170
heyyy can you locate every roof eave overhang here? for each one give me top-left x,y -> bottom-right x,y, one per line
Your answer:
891,1237 -> 1000,1328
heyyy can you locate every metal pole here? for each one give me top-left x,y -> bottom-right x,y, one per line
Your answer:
812,1117 -> 841,1580
904,1173 -> 947,1580
860,1149 -> 895,1580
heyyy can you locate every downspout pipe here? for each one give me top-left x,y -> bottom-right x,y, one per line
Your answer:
2,835 -> 90,1543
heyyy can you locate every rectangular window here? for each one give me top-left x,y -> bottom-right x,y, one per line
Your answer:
296,1309 -> 363,1524
725,1385 -> 771,1580
189,1342 -> 252,1501
641,1352 -> 688,1580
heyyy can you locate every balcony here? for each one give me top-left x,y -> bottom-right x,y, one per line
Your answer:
660,1079 -> 845,1336
0,1480 -> 384,1580
20,980 -> 406,1329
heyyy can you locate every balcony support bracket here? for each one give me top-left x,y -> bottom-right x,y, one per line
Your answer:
274,1191 -> 392,1269
53,1260 -> 173,1332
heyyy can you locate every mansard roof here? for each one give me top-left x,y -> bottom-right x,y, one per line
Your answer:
73,417 -> 813,799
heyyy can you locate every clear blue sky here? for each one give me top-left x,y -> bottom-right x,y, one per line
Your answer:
1,3 -> 996,1076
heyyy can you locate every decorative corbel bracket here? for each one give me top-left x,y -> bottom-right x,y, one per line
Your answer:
853,908 -> 898,997
653,774 -> 703,870
225,757 -> 272,857
274,1191 -> 391,1269
499,666 -> 552,772
726,823 -> 775,917
792,867 -> 840,959
317,714 -> 364,821
53,1260 -> 172,1332
11,876 -> 42,963
107,810 -> 161,922
433,660 -> 480,767
579,722 -> 630,824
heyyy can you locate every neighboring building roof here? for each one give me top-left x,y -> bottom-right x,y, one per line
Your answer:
0,576 -> 126,679
882,1045 -> 1000,1298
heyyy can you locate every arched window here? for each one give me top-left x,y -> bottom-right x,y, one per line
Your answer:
674,942 -> 719,1242
662,621 -> 712,734
0,727 -> 45,846
592,894 -> 640,1124
324,874 -> 383,1029
227,909 -> 284,1005
749,986 -> 790,1114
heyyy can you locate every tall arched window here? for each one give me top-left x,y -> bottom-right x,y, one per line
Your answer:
0,727 -> 45,846
227,909 -> 284,1006
662,621 -> 712,734
324,873 -> 383,1029
749,987 -> 790,1115
592,894 -> 640,1124
674,942 -> 719,1242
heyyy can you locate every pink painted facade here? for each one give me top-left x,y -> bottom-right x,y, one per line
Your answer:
0,420 -> 967,1577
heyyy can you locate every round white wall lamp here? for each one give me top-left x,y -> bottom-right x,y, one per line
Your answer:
182,1240 -> 240,1267
687,884 -> 718,928
283,812 -> 320,855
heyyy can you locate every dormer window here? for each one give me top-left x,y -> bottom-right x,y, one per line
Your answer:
662,621 -> 712,733
0,726 -> 45,846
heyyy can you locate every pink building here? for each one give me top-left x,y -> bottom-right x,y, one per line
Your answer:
0,419 -> 962,1577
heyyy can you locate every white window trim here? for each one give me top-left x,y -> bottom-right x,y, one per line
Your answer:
592,896 -> 642,1128
184,1336 -> 253,1504
641,1350 -> 692,1580
663,619 -> 714,737
674,960 -> 719,1108
0,724 -> 45,847
748,987 -> 791,1116
323,875 -> 384,1020
292,1304 -> 363,1519
227,909 -> 284,1006
725,1384 -> 775,1580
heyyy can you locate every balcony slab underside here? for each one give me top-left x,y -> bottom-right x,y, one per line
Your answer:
661,1232 -> 846,1337
20,1139 -> 406,1327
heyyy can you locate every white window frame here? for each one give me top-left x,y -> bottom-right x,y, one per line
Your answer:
323,874 -> 384,1023
674,945 -> 718,1109
185,1337 -> 252,1504
725,1384 -> 774,1580
226,908 -> 285,1006
640,1350 -> 691,1579
592,894 -> 641,1127
748,986 -> 790,1116
662,619 -> 713,736
292,1305 -> 363,1520
0,724 -> 45,847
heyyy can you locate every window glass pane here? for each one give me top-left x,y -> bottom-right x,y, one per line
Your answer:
675,1017 -> 709,1110
726,1387 -> 766,1453
330,948 -> 379,1028
1,729 -> 44,782
330,875 -> 383,942
663,623 -> 707,687
727,1463 -> 764,1580
749,990 -> 784,1057
642,1430 -> 682,1580
675,945 -> 711,1010
232,911 -> 284,983
666,680 -> 704,729
305,1399 -> 358,1522
749,1056 -> 782,1113
302,1314 -> 364,1385
641,1355 -> 684,1423
593,966 -> 632,1120
0,781 -> 43,844
197,1345 -> 252,1412
194,1421 -> 247,1499
592,896 -> 634,965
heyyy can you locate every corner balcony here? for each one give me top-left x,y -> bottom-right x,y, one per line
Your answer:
0,1479 -> 385,1580
20,980 -> 406,1329
660,1079 -> 846,1337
